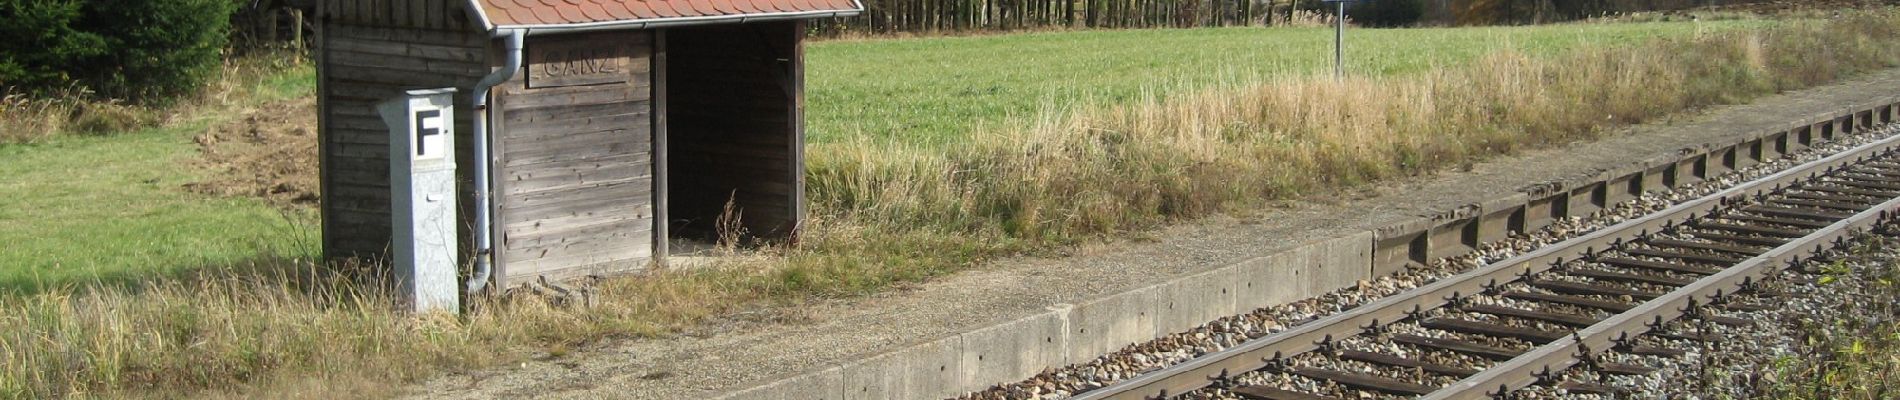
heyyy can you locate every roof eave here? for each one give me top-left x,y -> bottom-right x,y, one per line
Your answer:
464,0 -> 498,32
480,3 -> 864,36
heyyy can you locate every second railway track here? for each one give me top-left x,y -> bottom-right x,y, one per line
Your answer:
1066,127 -> 1900,400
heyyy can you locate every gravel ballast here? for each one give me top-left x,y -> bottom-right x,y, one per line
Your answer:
954,124 -> 1900,400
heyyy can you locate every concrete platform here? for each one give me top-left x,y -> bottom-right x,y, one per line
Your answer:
405,69 -> 1900,400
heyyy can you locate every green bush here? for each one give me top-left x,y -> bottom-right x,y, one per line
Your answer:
0,1 -> 107,92
0,0 -> 237,104
1351,0 -> 1425,27
1296,0 -> 1426,27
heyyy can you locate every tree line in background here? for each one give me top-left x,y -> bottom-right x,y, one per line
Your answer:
0,0 -> 240,104
810,0 -> 1759,34
0,0 -> 1777,104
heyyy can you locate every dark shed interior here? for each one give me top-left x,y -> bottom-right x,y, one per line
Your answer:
665,21 -> 806,242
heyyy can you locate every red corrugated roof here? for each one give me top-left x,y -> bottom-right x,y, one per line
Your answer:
470,0 -> 861,28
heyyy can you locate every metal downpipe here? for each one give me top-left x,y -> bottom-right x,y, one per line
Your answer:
465,28 -> 525,296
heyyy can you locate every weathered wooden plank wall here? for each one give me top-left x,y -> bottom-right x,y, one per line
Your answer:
317,0 -> 487,262
493,31 -> 656,284
320,0 -> 473,30
666,22 -> 805,240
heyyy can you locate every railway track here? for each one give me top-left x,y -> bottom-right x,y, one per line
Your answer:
1069,130 -> 1900,400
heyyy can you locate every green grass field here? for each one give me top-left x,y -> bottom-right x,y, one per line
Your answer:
807,20 -> 1760,145
0,20 -> 1754,290
0,126 -> 316,292
0,66 -> 318,293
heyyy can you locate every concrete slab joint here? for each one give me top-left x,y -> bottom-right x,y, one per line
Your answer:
1371,216 -> 1434,277
1155,266 -> 1240,335
958,305 -> 1071,393
713,366 -> 846,400
841,336 -> 961,400
1067,284 -> 1159,364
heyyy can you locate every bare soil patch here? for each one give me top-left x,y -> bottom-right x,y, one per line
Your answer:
186,97 -> 320,207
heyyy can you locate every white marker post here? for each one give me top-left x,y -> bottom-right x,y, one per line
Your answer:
378,88 -> 460,314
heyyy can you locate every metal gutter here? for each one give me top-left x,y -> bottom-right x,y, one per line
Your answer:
464,0 -> 864,36
464,28 -> 525,296
497,8 -> 862,35
465,0 -> 498,31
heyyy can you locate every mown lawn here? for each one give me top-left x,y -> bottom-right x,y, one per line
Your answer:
0,66 -> 318,293
807,20 -> 1762,145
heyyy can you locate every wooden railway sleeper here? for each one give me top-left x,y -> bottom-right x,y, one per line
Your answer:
1679,231 -> 1788,247
1698,221 -> 1810,237
1740,204 -> 1854,220
1594,256 -> 1722,275
1422,317 -> 1570,343
1650,330 -> 1719,343
1695,313 -> 1753,327
1620,343 -> 1687,357
1770,196 -> 1877,211
1230,386 -> 1343,400
1834,172 -> 1900,184
1531,280 -> 1663,300
1622,247 -> 1749,265
1565,268 -> 1698,287
1559,381 -> 1628,396
1502,291 -> 1635,312
1644,238 -> 1768,256
1719,213 -> 1836,229
1461,304 -> 1601,327
1786,188 -> 1884,201
1287,367 -> 1439,396
1337,349 -> 1481,377
1802,184 -> 1900,198
1392,334 -> 1523,360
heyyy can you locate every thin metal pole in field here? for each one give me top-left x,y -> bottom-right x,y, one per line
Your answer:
1334,0 -> 1344,79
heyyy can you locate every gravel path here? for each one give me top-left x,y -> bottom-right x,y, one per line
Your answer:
954,124 -> 1900,400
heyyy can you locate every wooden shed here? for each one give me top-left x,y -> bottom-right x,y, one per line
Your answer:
315,0 -> 861,289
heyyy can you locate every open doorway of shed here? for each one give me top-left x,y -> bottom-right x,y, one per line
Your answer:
662,21 -> 805,262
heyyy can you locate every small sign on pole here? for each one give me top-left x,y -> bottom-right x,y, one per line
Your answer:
1321,0 -> 1364,79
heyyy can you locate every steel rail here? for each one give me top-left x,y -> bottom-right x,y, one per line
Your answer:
1069,132 -> 1900,400
1422,193 -> 1900,399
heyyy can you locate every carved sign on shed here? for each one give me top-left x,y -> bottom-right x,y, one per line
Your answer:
527,34 -> 635,89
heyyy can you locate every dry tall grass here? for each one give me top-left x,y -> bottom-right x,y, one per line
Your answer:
807,13 -> 1900,251
0,51 -> 303,145
8,11 -> 1900,399
0,89 -> 81,144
